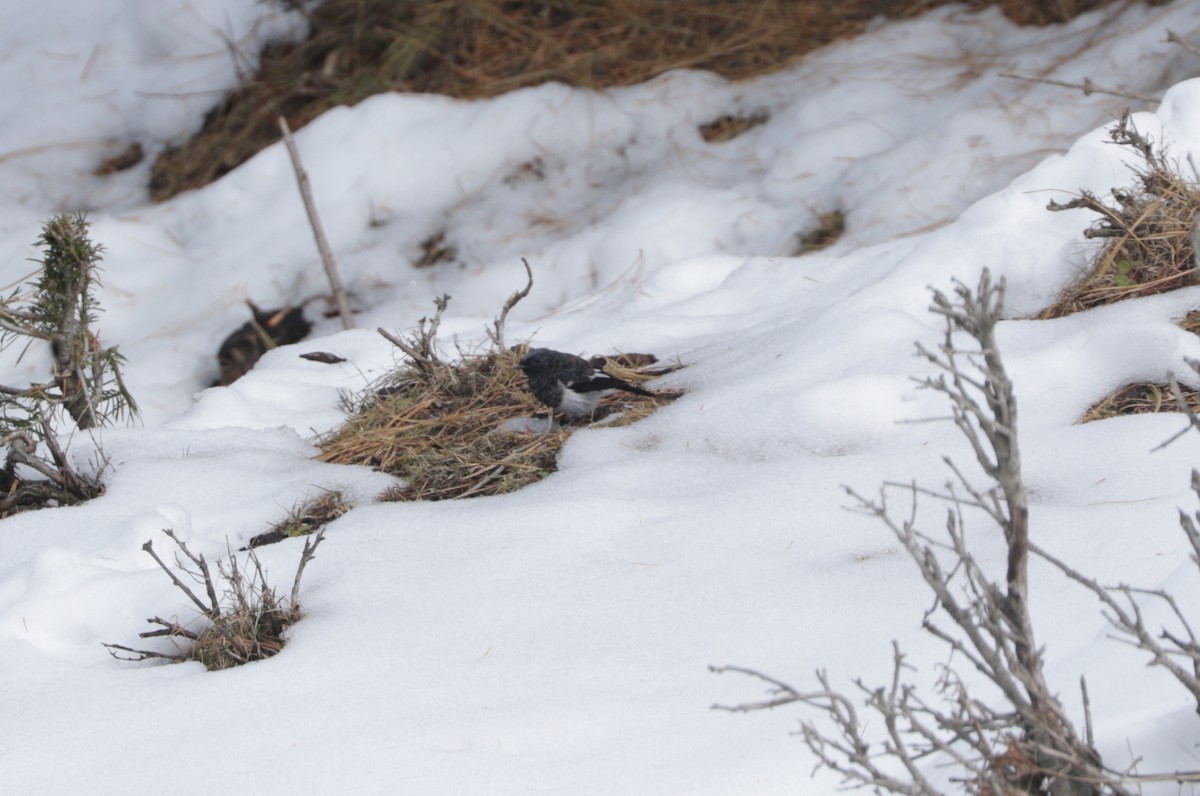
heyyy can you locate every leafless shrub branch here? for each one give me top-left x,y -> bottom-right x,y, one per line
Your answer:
377,294 -> 451,383
1167,30 -> 1200,60
714,270 -> 1123,794
487,258 -> 533,351
998,72 -> 1159,104
105,528 -> 326,670
1038,355 -> 1200,729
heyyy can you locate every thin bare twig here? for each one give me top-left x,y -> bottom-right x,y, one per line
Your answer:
278,116 -> 354,330
998,71 -> 1159,104
103,642 -> 189,663
289,528 -> 325,610
140,536 -> 217,619
377,294 -> 450,380
1167,30 -> 1200,60
488,258 -> 534,350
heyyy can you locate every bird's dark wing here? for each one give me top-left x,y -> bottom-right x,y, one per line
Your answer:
554,361 -> 600,388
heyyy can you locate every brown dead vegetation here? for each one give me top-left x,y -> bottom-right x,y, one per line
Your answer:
318,335 -> 679,501
317,277 -> 680,501
149,0 -> 1120,200
105,529 -> 325,671
794,209 -> 847,255
1037,113 -> 1200,423
1041,114 -> 1200,320
245,489 -> 351,549
1082,382 -> 1200,422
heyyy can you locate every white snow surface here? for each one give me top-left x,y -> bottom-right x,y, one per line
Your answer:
3,1 -> 1200,792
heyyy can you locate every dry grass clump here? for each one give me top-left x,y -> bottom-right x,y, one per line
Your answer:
92,142 -> 144,176
318,282 -> 678,501
105,529 -> 324,671
794,209 -> 846,255
1081,382 -> 1200,422
319,340 -> 675,501
149,0 -> 1114,200
1081,310 -> 1200,423
699,112 -> 770,143
245,488 -> 351,549
1037,114 -> 1200,424
415,231 -> 457,268
321,344 -> 556,500
1041,113 -> 1200,319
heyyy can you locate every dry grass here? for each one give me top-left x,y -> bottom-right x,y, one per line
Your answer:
1041,113 -> 1200,319
699,112 -> 770,143
1036,114 -> 1200,424
319,344 -> 679,501
245,488 -> 351,549
415,231 -> 457,268
1181,309 -> 1200,335
1081,309 -> 1200,423
1081,382 -> 1200,422
149,0 -> 1117,200
794,209 -> 847,255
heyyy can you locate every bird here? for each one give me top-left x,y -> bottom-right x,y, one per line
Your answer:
518,347 -> 654,431
215,300 -> 312,386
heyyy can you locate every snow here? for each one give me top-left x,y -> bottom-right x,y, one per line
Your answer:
3,0 -> 1200,792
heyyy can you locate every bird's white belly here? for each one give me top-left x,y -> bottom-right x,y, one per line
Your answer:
558,384 -> 604,416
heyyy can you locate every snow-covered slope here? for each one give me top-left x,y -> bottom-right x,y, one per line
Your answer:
2,1 -> 1200,792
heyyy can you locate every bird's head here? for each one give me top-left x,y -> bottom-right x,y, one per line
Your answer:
518,348 -> 552,371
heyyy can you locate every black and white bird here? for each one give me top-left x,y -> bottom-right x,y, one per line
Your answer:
518,347 -> 653,431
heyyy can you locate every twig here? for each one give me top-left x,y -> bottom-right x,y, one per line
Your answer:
488,258 -> 534,350
138,617 -> 201,640
1080,676 -> 1094,749
377,327 -> 405,349
289,528 -> 325,610
1033,540 -> 1200,715
278,116 -> 354,330
141,536 -> 217,620
1153,364 -> 1200,451
710,664 -> 849,716
102,642 -> 189,663
1168,30 -> 1200,60
998,71 -> 1159,104
377,295 -> 450,379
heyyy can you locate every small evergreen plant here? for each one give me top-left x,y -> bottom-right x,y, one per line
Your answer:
0,214 -> 136,514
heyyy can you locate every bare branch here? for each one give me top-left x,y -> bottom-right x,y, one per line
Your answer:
714,270 -> 1124,795
1034,541 -> 1200,715
1167,30 -> 1200,59
102,642 -> 189,663
140,536 -> 217,619
377,294 -> 451,381
999,71 -> 1159,103
488,258 -> 533,351
289,528 -> 325,610
278,116 -> 354,330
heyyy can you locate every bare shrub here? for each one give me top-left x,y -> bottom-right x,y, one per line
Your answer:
713,271 -> 1121,794
105,529 -> 324,671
